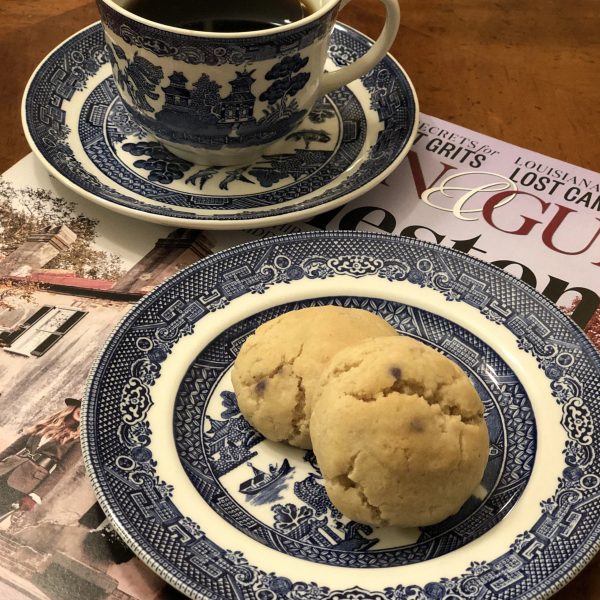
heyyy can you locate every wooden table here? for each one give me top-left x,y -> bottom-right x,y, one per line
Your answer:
1,1 -> 598,598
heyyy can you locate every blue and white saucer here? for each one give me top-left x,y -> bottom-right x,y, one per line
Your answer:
81,231 -> 600,599
22,24 -> 418,230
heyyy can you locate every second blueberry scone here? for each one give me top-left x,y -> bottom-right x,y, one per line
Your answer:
310,335 -> 490,527
231,306 -> 398,449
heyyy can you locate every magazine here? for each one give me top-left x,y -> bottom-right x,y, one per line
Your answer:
0,113 -> 598,599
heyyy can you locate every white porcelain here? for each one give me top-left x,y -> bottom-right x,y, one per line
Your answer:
22,23 -> 418,229
81,231 -> 600,600
97,0 -> 400,165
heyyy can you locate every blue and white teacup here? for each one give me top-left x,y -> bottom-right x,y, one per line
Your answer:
97,0 -> 400,166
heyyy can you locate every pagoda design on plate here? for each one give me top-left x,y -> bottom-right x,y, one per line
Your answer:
204,412 -> 262,478
156,69 -> 258,134
108,40 -> 312,149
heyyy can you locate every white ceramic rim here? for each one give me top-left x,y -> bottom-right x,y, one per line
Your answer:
20,22 -> 419,231
100,0 -> 342,38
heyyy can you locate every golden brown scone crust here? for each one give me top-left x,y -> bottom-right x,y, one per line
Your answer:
310,335 -> 489,527
231,306 -> 398,449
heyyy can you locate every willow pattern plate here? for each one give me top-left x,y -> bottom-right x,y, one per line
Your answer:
81,231 -> 600,599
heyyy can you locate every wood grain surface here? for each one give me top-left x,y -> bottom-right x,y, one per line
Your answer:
1,1 -> 598,598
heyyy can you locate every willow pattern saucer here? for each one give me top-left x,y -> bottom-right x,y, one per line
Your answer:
22,23 -> 418,229
81,231 -> 600,599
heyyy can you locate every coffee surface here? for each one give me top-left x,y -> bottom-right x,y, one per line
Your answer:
121,0 -> 315,32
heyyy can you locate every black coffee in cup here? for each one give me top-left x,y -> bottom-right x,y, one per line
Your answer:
121,0 -> 316,32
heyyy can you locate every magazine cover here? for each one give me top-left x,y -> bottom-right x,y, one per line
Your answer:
0,113 -> 598,599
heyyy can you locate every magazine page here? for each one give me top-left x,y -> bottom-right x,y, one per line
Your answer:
307,115 -> 599,340
0,113 -> 598,599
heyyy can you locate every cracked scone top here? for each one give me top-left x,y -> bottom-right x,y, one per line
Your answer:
310,335 -> 490,527
231,306 -> 398,449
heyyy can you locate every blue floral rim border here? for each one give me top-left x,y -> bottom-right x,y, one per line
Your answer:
98,0 -> 339,64
81,231 -> 600,600
22,23 -> 418,227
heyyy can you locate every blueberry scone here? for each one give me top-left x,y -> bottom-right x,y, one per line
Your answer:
310,335 -> 489,527
231,306 -> 398,449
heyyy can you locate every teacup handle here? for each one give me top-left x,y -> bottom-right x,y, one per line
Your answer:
317,0 -> 401,97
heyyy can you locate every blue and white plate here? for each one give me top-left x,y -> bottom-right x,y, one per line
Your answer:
22,23 -> 418,230
81,231 -> 600,599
